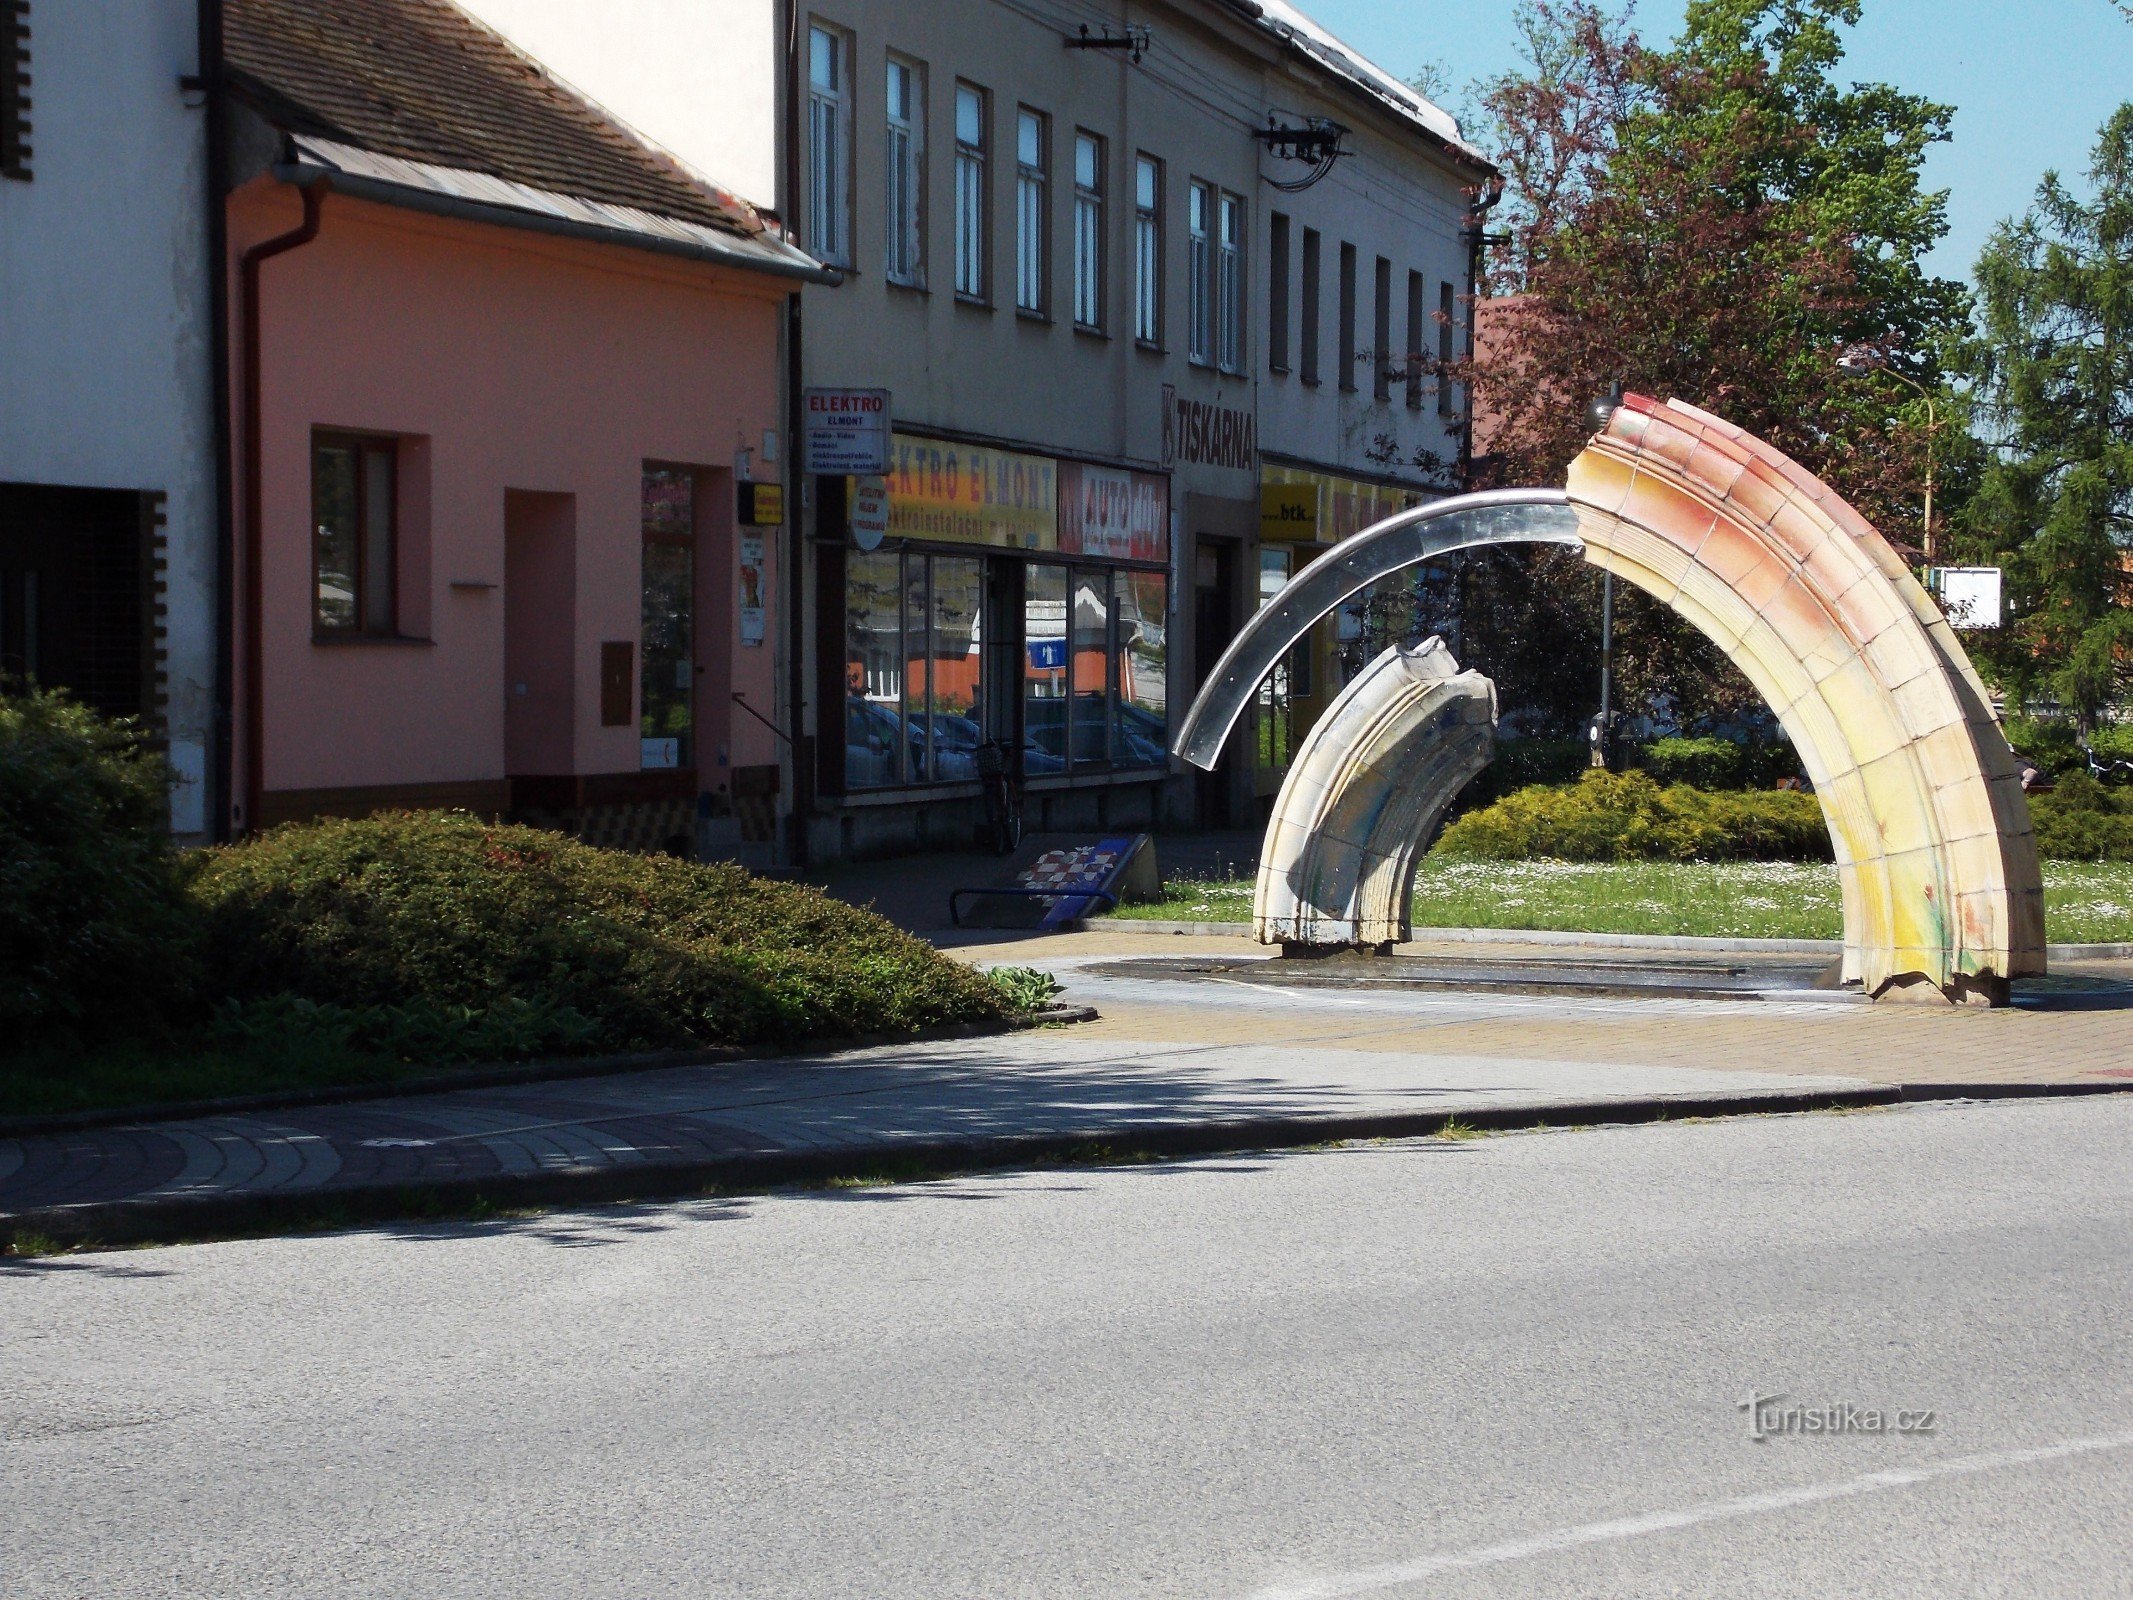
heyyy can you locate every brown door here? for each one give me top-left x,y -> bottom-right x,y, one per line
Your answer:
503,490 -> 577,780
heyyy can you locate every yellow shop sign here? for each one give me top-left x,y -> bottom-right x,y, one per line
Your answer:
886,433 -> 1057,551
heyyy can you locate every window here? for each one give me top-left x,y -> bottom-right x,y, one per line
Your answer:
640,468 -> 696,771
806,24 -> 849,267
1338,242 -> 1358,393
1015,108 -> 1048,313
1070,568 -> 1110,768
1300,227 -> 1321,384
848,549 -> 984,787
884,57 -> 925,286
1268,212 -> 1291,374
954,83 -> 987,299
311,435 -> 396,636
1187,180 -> 1212,363
1438,280 -> 1457,417
1,0 -> 27,181
1072,130 -> 1104,330
1373,256 -> 1392,402
1133,154 -> 1163,345
1405,270 -> 1425,410
1217,193 -> 1243,372
1115,570 -> 1168,768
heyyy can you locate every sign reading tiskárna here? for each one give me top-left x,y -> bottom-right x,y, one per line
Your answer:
1162,384 -> 1256,473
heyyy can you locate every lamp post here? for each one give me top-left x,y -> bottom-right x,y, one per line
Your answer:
1585,383 -> 1625,768
1837,345 -> 1941,565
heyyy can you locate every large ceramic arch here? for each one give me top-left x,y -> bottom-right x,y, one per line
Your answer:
1175,397 -> 2045,1003
1257,638 -> 1498,948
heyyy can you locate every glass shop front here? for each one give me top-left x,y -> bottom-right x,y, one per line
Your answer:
839,433 -> 1170,797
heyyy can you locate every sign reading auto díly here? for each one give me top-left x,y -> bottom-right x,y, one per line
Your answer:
850,475 -> 890,551
803,388 -> 891,475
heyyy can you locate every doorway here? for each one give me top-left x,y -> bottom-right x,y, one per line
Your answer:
1192,537 -> 1240,827
503,490 -> 576,779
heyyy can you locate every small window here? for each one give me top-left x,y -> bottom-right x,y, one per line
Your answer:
1016,107 -> 1048,314
1373,256 -> 1392,402
1,0 -> 28,181
1072,130 -> 1104,330
1300,227 -> 1321,385
954,83 -> 988,299
1133,154 -> 1163,346
1338,242 -> 1358,393
1187,180 -> 1213,364
806,23 -> 850,267
640,468 -> 696,772
1438,280 -> 1457,417
1268,212 -> 1291,374
1217,193 -> 1243,373
884,57 -> 925,286
312,433 -> 397,636
1405,270 -> 1425,410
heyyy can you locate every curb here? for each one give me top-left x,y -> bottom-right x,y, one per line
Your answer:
9,1079 -> 2132,1254
0,1003 -> 1096,1142
1104,920 -> 2133,961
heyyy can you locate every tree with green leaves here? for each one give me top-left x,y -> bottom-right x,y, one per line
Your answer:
1960,104 -> 2133,731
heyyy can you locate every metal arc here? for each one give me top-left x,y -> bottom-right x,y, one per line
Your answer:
1172,488 -> 1580,770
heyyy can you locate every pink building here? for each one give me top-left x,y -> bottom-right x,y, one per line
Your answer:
222,0 -> 831,853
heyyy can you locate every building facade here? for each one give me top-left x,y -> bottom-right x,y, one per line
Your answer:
219,0 -> 830,854
0,0 -> 220,838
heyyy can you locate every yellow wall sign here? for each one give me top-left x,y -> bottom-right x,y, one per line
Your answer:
1260,483 -> 1318,541
739,481 -> 784,526
886,432 -> 1057,551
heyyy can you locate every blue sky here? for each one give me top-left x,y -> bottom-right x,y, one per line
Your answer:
1301,0 -> 2133,284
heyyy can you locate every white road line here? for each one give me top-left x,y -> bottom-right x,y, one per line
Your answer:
1238,1431 -> 2133,1599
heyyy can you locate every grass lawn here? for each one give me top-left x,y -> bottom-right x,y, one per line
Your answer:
1112,859 -> 2133,944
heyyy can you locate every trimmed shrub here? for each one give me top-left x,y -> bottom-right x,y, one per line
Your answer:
0,690 -> 197,1038
1432,770 -> 1831,862
187,811 -> 1010,1051
2030,772 -> 2133,862
2004,717 -> 2085,777
1634,736 -> 1742,790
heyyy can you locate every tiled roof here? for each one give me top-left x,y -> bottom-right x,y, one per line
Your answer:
224,0 -> 763,239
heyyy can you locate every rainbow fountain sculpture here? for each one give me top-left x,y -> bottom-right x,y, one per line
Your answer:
1176,397 -> 2045,1004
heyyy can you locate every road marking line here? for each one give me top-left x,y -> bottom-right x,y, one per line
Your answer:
1238,1431 -> 2133,1599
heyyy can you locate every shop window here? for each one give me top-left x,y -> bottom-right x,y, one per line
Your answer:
312,433 -> 396,637
640,467 -> 696,770
1257,547 -> 1294,769
1115,570 -> 1168,769
846,548 -> 985,788
1022,562 -> 1068,773
1070,567 -> 1111,768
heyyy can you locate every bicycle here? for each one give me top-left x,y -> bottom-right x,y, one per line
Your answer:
2080,743 -> 2133,786
975,739 -> 1024,855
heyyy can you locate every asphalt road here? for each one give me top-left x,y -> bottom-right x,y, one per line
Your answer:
6,1096 -> 2131,1598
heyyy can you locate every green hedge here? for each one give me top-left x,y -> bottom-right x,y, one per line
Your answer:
1432,770 -> 1831,862
0,690 -> 197,1039
2030,772 -> 2133,862
189,812 -> 1011,1051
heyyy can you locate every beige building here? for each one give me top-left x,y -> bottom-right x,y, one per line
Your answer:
458,0 -> 1493,860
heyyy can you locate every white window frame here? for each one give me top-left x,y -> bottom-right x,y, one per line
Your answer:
806,23 -> 851,268
1133,154 -> 1162,347
1217,191 -> 1243,373
954,82 -> 988,300
1187,179 -> 1213,364
1016,107 -> 1048,315
1072,130 -> 1105,331
884,55 -> 925,287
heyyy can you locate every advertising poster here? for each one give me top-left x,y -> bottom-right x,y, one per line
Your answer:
739,534 -> 766,647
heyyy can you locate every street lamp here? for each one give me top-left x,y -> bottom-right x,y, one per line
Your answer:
1837,344 -> 1942,565
1586,384 -> 1624,768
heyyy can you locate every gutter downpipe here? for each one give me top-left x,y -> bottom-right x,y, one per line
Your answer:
1457,173 -> 1504,490
238,176 -> 325,835
782,0 -> 812,867
200,0 -> 236,841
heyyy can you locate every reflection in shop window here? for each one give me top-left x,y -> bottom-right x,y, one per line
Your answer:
1257,546 -> 1293,770
1115,571 -> 1168,768
1023,563 -> 1068,775
1070,568 -> 1110,768
846,549 -> 984,789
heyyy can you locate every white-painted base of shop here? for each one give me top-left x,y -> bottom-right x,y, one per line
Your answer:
808,777 -> 1172,863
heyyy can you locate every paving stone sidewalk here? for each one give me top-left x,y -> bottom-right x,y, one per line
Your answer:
7,943 -> 2130,1243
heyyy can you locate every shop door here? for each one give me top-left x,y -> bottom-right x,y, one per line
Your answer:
1192,539 -> 1239,828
